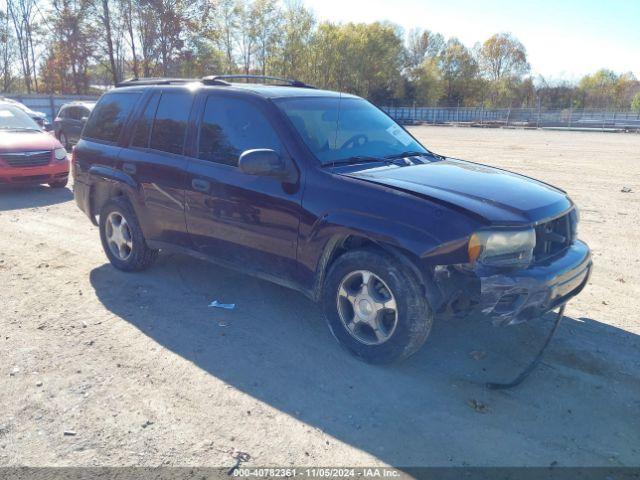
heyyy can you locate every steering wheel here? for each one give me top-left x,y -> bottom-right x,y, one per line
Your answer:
340,134 -> 368,150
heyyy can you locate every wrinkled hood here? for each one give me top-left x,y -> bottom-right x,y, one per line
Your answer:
343,158 -> 572,225
0,130 -> 62,154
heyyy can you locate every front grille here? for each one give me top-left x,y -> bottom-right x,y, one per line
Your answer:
2,151 -> 52,168
533,210 -> 577,262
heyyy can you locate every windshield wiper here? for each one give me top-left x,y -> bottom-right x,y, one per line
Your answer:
322,156 -> 390,167
384,150 -> 445,161
384,151 -> 426,159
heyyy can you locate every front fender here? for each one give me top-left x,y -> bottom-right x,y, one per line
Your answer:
307,210 -> 442,258
299,210 -> 443,301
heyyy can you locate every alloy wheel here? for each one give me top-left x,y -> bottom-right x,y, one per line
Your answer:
336,270 -> 398,345
105,212 -> 133,261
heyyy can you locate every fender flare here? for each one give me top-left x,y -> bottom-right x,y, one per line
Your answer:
87,165 -> 141,224
306,211 -> 444,307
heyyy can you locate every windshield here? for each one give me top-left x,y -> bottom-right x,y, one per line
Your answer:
275,96 -> 427,164
0,104 -> 41,131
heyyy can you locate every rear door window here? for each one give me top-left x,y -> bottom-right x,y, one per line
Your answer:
83,92 -> 140,143
131,93 -> 160,148
198,96 -> 282,167
149,92 -> 192,155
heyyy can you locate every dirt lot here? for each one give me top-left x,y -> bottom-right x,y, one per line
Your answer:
1,127 -> 639,468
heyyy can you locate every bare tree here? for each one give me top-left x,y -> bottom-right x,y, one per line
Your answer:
120,0 -> 139,77
216,0 -> 239,72
236,0 -> 256,74
406,28 -> 444,69
97,0 -> 119,84
251,0 -> 281,76
7,0 -> 39,92
0,7 -> 15,91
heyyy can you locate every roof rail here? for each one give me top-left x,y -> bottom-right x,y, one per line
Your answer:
115,77 -> 195,88
202,74 -> 314,88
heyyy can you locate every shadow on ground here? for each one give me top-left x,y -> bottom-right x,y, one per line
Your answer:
90,253 -> 640,466
0,185 -> 73,211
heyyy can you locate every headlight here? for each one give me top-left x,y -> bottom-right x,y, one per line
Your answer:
468,229 -> 536,267
54,147 -> 68,161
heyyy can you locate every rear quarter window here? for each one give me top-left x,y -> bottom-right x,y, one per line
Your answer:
83,92 -> 141,143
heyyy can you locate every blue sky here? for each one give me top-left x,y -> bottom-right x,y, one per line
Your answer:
303,0 -> 640,81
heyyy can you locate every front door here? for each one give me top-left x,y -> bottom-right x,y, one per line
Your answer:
185,93 -> 303,282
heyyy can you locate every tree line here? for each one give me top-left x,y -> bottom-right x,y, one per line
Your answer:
1,0 -> 639,111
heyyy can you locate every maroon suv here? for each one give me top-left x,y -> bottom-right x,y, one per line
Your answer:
73,76 -> 591,365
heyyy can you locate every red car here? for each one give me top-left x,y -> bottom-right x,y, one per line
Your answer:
0,102 -> 69,188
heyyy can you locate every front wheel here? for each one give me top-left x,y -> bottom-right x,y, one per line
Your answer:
58,131 -> 69,149
322,249 -> 433,364
99,197 -> 158,272
48,178 -> 68,188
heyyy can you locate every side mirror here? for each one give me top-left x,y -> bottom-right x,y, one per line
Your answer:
239,149 -> 288,178
81,116 -> 89,122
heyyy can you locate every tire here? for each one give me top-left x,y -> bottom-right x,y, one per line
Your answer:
49,178 -> 68,188
59,131 -> 69,149
322,248 -> 433,364
99,197 -> 158,272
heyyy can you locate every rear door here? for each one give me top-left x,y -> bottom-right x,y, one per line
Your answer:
117,90 -> 196,246
67,107 -> 84,144
185,92 -> 303,282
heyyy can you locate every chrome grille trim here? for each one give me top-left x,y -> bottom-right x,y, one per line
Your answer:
1,150 -> 52,168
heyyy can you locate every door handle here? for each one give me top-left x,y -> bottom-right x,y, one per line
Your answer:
122,163 -> 136,174
192,178 -> 211,193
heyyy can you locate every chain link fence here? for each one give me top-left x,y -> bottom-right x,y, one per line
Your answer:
1,94 -> 99,120
382,106 -> 640,132
3,94 -> 640,132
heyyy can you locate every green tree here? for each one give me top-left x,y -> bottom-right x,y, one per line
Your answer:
271,0 -> 315,81
478,33 -> 529,81
578,69 -> 619,109
411,57 -> 443,106
438,37 -> 478,106
309,22 -> 405,103
477,33 -> 530,107
632,92 -> 640,113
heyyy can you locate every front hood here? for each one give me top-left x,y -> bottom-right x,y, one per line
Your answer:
0,131 -> 62,153
343,158 -> 572,225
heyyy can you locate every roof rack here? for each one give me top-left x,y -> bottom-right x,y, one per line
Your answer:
115,75 -> 315,89
115,77 -> 196,88
202,74 -> 314,88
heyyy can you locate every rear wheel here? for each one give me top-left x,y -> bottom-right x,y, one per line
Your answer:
99,197 -> 158,272
322,248 -> 433,364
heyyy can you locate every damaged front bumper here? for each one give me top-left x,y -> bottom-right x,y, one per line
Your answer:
435,240 -> 592,325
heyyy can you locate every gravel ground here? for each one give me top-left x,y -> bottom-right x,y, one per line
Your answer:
0,126 -> 639,468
